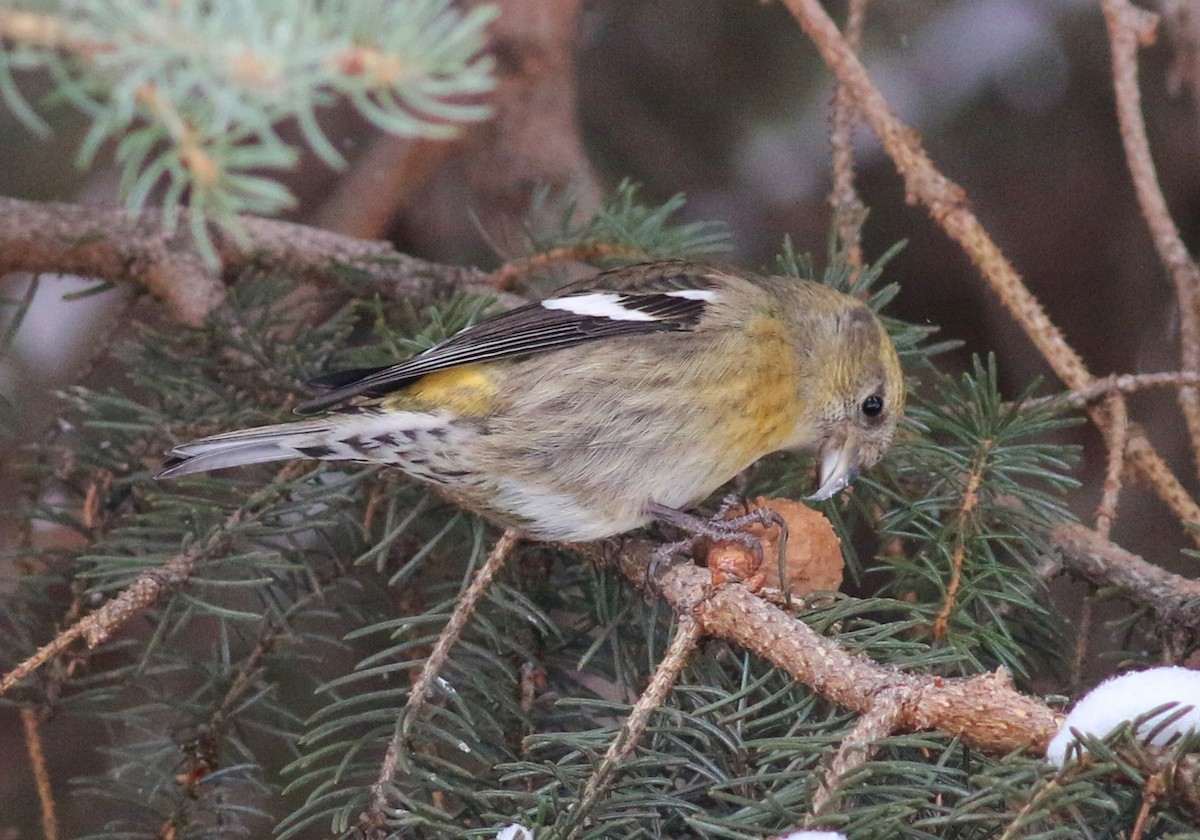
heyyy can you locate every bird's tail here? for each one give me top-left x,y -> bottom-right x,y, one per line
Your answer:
156,410 -> 436,479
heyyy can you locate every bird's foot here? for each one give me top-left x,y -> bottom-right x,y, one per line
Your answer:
647,498 -> 790,590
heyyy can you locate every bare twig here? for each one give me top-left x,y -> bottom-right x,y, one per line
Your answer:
933,451 -> 985,641
1102,0 -> 1200,480
828,0 -> 870,274
1124,434 -> 1200,532
366,529 -> 521,832
1048,370 -> 1200,406
313,136 -> 461,238
1095,394 -> 1129,537
0,549 -> 195,695
810,684 -> 912,816
566,614 -> 704,837
21,706 -> 59,840
1051,522 -> 1200,631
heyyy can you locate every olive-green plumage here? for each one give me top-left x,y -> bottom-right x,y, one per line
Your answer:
159,261 -> 904,541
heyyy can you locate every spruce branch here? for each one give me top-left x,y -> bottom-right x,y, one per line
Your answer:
564,613 -> 703,838
1051,523 -> 1200,632
0,547 -> 194,696
578,538 -> 1063,755
0,1 -> 497,257
365,528 -> 521,835
0,196 -> 518,326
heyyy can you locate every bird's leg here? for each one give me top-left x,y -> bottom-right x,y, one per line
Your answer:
647,500 -> 790,593
648,503 -> 764,560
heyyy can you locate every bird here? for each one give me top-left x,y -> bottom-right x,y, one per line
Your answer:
158,260 -> 904,543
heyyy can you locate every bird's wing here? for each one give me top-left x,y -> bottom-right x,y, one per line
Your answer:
296,262 -> 725,414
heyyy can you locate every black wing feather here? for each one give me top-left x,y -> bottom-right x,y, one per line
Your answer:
297,281 -> 714,414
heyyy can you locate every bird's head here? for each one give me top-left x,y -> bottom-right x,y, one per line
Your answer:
800,300 -> 904,501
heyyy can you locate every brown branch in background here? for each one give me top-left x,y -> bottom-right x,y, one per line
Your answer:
1102,0 -> 1200,481
579,537 -> 1063,755
366,529 -> 521,835
312,137 -> 461,239
810,684 -> 912,817
1124,434 -> 1200,531
1051,522 -> 1200,632
0,196 -> 522,327
565,614 -> 704,839
778,0 -> 1200,544
828,0 -> 869,275
21,706 -> 59,840
461,0 -> 602,254
778,0 -> 1088,385
0,549 -> 195,696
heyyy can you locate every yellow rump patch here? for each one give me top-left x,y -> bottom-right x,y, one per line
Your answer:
397,364 -> 500,416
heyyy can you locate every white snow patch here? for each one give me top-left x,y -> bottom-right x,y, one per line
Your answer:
1046,666 -> 1200,766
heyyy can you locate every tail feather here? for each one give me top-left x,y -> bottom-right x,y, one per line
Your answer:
156,410 -> 461,480
157,420 -> 337,479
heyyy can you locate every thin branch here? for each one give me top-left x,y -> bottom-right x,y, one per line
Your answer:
565,614 -> 704,838
828,0 -> 870,274
312,136 -> 460,238
1095,394 -> 1129,537
1050,370 -> 1200,406
1124,434 -> 1200,534
933,449 -> 986,640
1102,0 -> 1200,480
0,549 -> 195,696
21,706 -> 59,840
810,684 -> 912,817
366,528 -> 521,833
579,537 -> 1062,755
1051,522 -> 1200,631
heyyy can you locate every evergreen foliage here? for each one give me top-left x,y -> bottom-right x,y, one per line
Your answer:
0,0 -> 496,258
1,188 -> 1196,839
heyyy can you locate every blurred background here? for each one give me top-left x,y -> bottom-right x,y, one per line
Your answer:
2,0 -> 1200,828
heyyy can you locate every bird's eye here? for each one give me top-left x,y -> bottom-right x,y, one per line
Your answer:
861,394 -> 885,418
